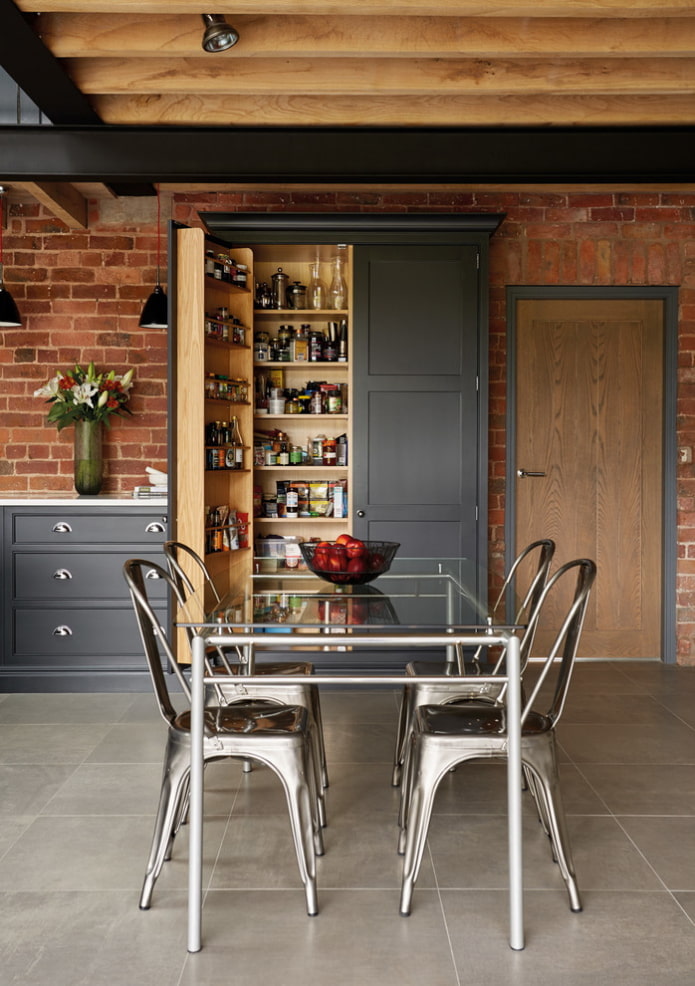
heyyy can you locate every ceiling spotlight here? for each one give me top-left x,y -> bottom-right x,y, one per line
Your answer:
201,14 -> 239,53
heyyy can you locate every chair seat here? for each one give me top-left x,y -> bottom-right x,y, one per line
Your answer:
418,702 -> 551,737
176,703 -> 308,735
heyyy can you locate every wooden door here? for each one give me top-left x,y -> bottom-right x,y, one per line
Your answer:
352,243 -> 483,561
514,297 -> 663,658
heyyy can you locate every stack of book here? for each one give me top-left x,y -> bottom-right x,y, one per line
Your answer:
133,467 -> 168,499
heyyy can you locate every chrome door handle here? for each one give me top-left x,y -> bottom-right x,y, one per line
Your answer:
52,522 -> 72,533
356,510 -> 365,517
52,569 -> 73,580
517,469 -> 546,478
52,625 -> 73,636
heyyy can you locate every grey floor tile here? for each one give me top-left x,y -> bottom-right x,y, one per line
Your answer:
323,721 -> 397,763
566,815 -> 664,892
559,691 -> 676,724
313,761 -> 402,817
0,815 -> 33,861
38,762 -> 164,816
180,889 -> 460,986
316,811 -> 436,889
0,692 -> 136,724
557,719 -> 695,764
442,889 -> 695,986
0,890 -> 188,986
617,815 -> 695,891
318,686 -> 401,723
0,813 -> 228,895
579,763 -> 695,814
85,721 -> 169,764
0,722 -> 113,764
673,891 -> 695,924
0,763 -> 77,815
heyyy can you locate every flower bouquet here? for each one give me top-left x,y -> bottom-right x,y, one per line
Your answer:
34,362 -> 135,430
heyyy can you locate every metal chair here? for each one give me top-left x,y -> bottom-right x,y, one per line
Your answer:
398,557 -> 596,916
391,539 -> 555,786
123,558 -> 323,916
163,539 -> 329,788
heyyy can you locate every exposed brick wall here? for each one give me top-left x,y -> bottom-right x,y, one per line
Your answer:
2,187 -> 694,663
0,195 -> 169,494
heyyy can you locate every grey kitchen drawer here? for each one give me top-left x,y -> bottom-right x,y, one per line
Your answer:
11,605 -> 168,668
12,511 -> 167,546
13,551 -> 168,601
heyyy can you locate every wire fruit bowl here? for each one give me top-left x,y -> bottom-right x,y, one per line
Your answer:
299,540 -> 400,585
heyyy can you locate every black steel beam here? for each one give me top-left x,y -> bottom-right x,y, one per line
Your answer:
1,125 -> 695,184
0,1 -> 102,125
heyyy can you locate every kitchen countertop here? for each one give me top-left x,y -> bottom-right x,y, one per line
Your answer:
0,494 -> 168,507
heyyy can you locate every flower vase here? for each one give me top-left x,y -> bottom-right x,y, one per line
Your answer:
73,419 -> 103,495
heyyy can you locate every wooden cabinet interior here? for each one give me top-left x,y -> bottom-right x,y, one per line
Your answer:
174,230 -> 353,611
175,226 -> 254,609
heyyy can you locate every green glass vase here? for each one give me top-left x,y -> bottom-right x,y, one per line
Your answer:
73,419 -> 103,495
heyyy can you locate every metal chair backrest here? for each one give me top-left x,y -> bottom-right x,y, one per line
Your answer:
479,539 -> 555,676
123,558 -> 192,722
163,540 -> 221,604
521,558 -> 597,727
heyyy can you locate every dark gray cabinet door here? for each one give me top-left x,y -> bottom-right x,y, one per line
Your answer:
351,244 -> 483,562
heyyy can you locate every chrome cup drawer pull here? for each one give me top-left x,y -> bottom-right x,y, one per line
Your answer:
145,569 -> 161,580
52,522 -> 73,534
52,625 -> 73,637
52,569 -> 73,580
145,522 -> 165,534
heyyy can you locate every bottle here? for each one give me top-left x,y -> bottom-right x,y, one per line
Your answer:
230,415 -> 244,469
286,484 -> 299,518
328,255 -> 347,310
338,319 -> 348,361
307,261 -> 326,310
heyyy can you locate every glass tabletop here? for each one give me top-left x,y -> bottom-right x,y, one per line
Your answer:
176,557 -> 520,634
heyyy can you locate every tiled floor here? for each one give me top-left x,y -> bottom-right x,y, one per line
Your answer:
2,661 -> 695,985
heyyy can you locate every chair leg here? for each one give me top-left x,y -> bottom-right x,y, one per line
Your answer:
523,745 -> 582,913
399,738 -> 453,916
140,740 -> 190,910
392,684 -> 413,787
263,745 -> 320,916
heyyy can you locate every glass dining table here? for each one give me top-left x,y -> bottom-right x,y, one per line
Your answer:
177,557 -> 525,952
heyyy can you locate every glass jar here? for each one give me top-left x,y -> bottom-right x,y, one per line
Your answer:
307,261 -> 326,310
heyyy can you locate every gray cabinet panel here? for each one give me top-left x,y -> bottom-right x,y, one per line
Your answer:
367,391 -> 461,505
11,606 -> 165,668
12,512 -> 167,545
13,551 -> 167,601
367,258 -> 468,376
353,242 -> 483,568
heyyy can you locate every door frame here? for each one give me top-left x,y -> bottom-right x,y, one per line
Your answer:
505,285 -> 678,664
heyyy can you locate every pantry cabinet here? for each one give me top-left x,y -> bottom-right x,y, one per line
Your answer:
173,213 -> 503,611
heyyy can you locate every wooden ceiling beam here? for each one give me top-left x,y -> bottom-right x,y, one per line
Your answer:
12,180 -> 89,227
18,1 -> 695,18
38,13 -> 695,58
67,55 -> 695,97
93,92 -> 695,127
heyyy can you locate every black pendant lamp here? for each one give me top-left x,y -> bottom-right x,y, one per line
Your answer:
139,184 -> 168,329
0,187 -> 22,327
